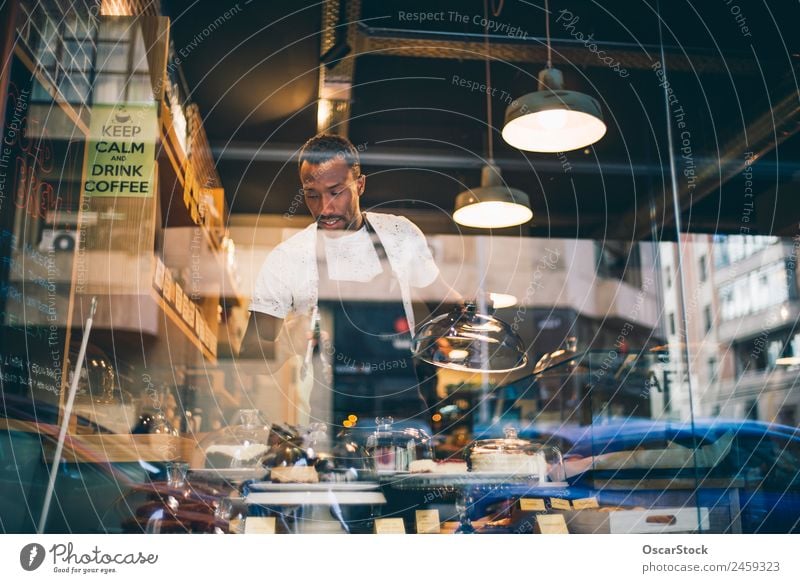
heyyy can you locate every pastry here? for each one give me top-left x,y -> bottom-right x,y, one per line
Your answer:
471,451 -> 545,476
270,465 -> 319,483
409,459 -> 437,473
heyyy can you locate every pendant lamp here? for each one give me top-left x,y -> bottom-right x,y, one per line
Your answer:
453,0 -> 532,229
501,1 -> 606,152
454,164 -> 532,229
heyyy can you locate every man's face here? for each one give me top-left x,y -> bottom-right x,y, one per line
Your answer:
300,158 -> 365,231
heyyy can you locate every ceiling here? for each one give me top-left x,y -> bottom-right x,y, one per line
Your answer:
163,0 -> 800,240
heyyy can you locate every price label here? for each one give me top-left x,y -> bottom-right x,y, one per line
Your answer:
154,259 -> 165,290
162,269 -> 174,302
244,517 -> 276,534
174,284 -> 184,312
415,509 -> 441,534
519,498 -> 546,511
572,497 -> 600,510
194,306 -> 203,335
536,514 -> 569,534
375,518 -> 406,534
549,498 -> 572,511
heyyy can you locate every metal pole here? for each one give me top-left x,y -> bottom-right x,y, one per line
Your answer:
656,0 -> 702,532
477,237 -> 491,424
37,297 -> 98,534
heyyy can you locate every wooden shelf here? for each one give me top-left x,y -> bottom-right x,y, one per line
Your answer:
72,286 -> 217,365
151,286 -> 218,365
50,433 -> 196,463
159,98 -> 188,177
0,419 -> 198,463
157,99 -> 225,255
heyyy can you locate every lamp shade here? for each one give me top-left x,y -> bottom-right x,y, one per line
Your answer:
453,164 -> 532,229
412,303 -> 528,373
502,68 -> 606,153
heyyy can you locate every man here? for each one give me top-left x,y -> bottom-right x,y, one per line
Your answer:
244,134 -> 458,424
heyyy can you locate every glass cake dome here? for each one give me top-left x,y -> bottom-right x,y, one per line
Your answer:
365,417 -> 433,472
466,426 -> 565,483
199,409 -> 272,469
412,303 -> 528,373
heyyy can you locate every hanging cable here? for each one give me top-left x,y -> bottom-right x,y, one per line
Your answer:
484,0 -> 494,161
545,0 -> 552,69
491,0 -> 504,17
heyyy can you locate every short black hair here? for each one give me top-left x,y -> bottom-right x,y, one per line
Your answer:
298,133 -> 361,177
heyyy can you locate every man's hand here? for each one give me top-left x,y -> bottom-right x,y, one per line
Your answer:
240,311 -> 318,373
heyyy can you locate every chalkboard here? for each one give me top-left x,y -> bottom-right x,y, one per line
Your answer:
0,54 -> 86,423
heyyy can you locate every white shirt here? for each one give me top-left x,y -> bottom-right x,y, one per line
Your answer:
249,212 -> 439,333
321,224 -> 383,283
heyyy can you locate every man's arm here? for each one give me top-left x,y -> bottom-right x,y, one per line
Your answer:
244,245 -> 294,362
239,311 -> 283,360
410,274 -> 460,322
401,216 -> 463,321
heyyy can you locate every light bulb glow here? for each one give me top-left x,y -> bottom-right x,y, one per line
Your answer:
489,293 -> 518,309
317,99 -> 332,131
535,108 -> 568,130
503,89 -> 606,153
503,109 -> 607,153
453,201 -> 533,229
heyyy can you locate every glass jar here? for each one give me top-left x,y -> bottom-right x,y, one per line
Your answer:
330,426 -> 370,470
261,422 -> 308,468
305,423 -> 371,481
467,426 -> 565,483
68,341 -> 118,404
365,417 -> 433,472
199,409 -> 272,469
131,411 -> 179,436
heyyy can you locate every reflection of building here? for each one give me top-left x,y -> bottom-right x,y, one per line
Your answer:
658,236 -> 717,421
661,235 -> 800,426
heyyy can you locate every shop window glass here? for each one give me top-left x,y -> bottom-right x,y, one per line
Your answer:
1,2 -> 798,538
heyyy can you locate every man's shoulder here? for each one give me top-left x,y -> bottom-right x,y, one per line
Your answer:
365,211 -> 419,235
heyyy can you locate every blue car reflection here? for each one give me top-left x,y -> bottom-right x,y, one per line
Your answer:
475,418 -> 800,533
